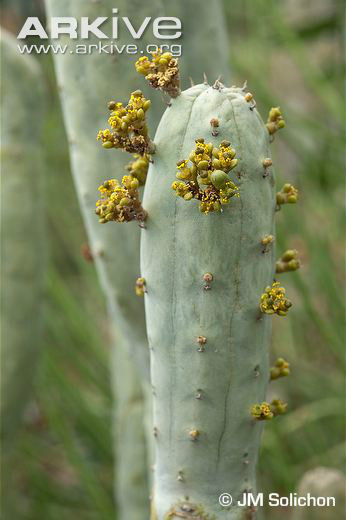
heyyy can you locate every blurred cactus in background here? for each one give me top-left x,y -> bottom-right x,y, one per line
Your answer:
44,0 -> 230,517
1,29 -> 45,444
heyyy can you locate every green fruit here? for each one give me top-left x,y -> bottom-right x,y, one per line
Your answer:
210,169 -> 229,188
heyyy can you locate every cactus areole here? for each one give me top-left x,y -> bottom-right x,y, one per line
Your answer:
141,82 -> 277,519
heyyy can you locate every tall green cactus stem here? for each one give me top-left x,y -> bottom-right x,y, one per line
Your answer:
141,83 -> 277,519
111,332 -> 150,520
0,30 -> 45,443
45,0 -> 230,517
0,30 -> 45,440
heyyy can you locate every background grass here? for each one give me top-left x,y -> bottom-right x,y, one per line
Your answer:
1,0 -> 345,518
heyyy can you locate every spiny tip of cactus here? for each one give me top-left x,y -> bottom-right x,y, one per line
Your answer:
259,281 -> 292,316
135,49 -> 181,98
212,77 -> 224,91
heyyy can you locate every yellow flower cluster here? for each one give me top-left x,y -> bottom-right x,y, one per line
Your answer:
266,107 -> 286,135
125,154 -> 149,187
135,49 -> 180,98
171,138 -> 239,214
95,177 -> 147,224
260,281 -> 292,316
97,90 -> 153,155
135,277 -> 146,296
270,399 -> 288,416
276,183 -> 298,206
261,234 -> 275,253
251,399 -> 288,420
251,402 -> 273,420
270,358 -> 290,380
276,249 -> 300,273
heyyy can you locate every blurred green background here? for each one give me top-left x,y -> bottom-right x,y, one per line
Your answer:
1,0 -> 345,518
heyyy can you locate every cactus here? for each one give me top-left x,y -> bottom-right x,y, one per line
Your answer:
111,332 -> 150,520
123,58 -> 297,516
45,0 -> 230,517
140,80 -> 279,519
0,30 -> 45,443
91,46 -> 300,515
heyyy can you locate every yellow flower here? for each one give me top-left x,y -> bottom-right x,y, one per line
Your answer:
135,277 -> 146,296
135,49 -> 180,98
95,178 -> 147,224
260,281 -> 292,316
172,138 -> 239,214
126,154 -> 149,186
251,402 -> 273,420
276,183 -> 298,206
270,399 -> 288,416
270,358 -> 290,380
266,106 -> 286,135
97,91 -> 153,155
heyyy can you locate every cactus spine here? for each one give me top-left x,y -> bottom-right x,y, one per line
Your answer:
45,0 -> 230,517
141,83 -> 280,518
0,29 -> 45,443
